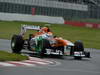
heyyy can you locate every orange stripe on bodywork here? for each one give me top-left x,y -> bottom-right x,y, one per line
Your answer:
52,38 -> 67,47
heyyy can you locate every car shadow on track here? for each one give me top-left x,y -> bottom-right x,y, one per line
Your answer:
65,57 -> 90,61
21,52 -> 90,61
22,52 -> 65,59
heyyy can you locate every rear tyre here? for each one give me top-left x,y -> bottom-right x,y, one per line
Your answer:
11,35 -> 24,54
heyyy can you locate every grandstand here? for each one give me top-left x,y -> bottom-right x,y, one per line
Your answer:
0,0 -> 100,21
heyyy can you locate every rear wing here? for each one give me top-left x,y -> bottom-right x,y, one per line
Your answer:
20,24 -> 41,35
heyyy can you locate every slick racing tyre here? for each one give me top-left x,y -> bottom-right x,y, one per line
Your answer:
73,40 -> 84,60
11,35 -> 24,53
74,40 -> 84,51
84,51 -> 90,58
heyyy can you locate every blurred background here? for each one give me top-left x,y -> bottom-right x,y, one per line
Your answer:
0,0 -> 100,21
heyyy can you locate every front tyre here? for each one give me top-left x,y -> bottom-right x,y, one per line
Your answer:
11,35 -> 24,53
73,40 -> 84,60
74,40 -> 84,51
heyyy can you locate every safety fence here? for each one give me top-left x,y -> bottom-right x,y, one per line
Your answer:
0,0 -> 100,20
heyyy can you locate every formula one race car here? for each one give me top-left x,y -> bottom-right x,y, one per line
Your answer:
11,25 -> 90,60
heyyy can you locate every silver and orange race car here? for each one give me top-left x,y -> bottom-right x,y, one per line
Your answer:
11,25 -> 90,60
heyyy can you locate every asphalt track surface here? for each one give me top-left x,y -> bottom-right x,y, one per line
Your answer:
0,39 -> 100,75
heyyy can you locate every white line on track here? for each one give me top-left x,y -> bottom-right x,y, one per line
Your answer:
0,62 -> 16,66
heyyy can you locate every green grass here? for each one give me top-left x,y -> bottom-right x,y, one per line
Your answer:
0,51 -> 29,61
0,21 -> 100,49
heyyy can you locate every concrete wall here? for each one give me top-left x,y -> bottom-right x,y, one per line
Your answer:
0,12 -> 64,24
